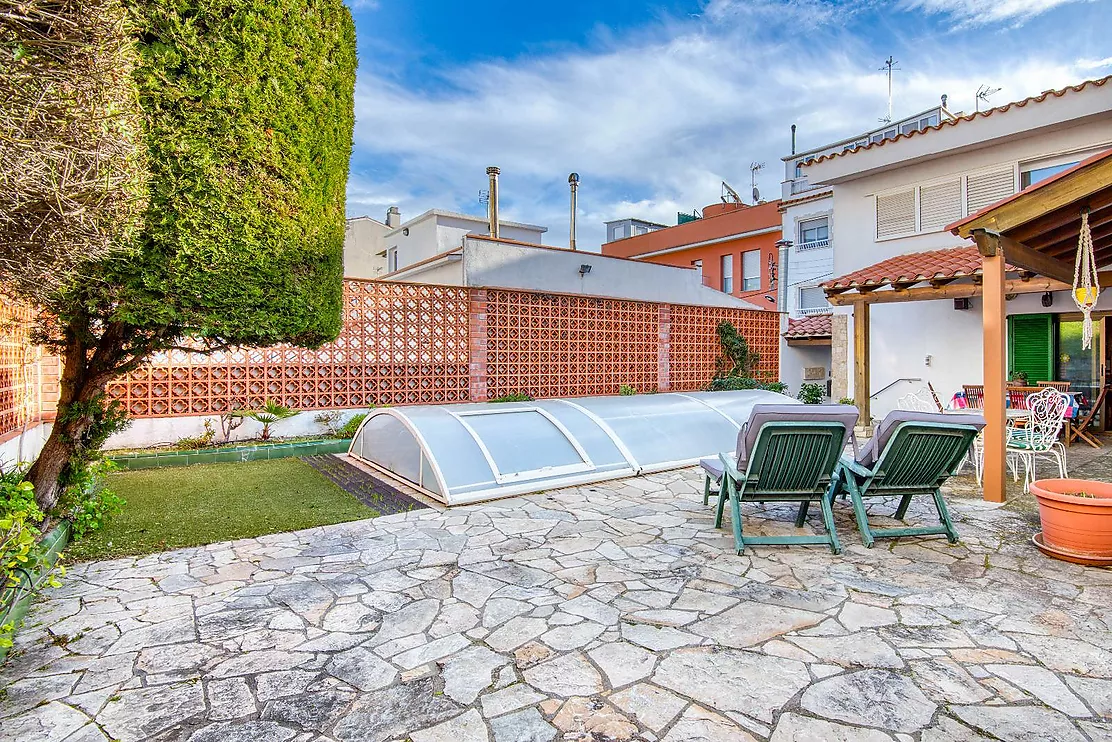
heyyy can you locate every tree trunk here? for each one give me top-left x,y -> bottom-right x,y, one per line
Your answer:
25,330 -> 113,511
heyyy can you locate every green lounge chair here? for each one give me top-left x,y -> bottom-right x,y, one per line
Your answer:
833,410 -> 984,548
700,404 -> 859,555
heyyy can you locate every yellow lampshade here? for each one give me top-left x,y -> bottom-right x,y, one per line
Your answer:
1075,286 -> 1100,305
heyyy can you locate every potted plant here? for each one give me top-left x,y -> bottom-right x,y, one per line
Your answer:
1030,478 -> 1112,565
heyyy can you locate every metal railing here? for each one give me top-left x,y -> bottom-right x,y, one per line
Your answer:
796,238 -> 830,252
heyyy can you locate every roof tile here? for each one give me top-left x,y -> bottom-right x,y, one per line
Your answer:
784,313 -> 832,338
822,246 -> 996,290
805,75 -> 1111,166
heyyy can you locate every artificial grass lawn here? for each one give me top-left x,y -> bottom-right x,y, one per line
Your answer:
67,459 -> 378,561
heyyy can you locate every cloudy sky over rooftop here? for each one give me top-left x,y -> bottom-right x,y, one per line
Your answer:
346,0 -> 1112,250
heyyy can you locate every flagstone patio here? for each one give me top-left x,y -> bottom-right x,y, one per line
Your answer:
2,463 -> 1112,742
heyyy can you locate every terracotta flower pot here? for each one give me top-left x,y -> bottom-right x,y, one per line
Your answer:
1030,478 -> 1112,560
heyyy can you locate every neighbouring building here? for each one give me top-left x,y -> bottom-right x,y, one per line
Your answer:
343,208 -> 400,279
795,75 -> 1112,419
383,234 -> 760,309
600,200 -> 783,309
603,217 -> 668,242
778,102 -> 956,399
383,209 -> 547,275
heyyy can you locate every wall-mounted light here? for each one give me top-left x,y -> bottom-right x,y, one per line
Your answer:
579,264 -> 592,276
402,227 -> 410,236
1041,291 -> 1054,308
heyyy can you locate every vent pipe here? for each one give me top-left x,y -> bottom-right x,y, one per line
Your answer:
568,172 -> 579,251
486,166 -> 500,239
791,124 -> 797,156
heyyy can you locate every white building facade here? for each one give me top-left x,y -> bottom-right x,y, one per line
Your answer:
383,209 -> 547,275
798,76 -> 1112,420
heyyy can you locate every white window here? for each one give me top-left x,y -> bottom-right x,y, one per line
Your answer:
919,178 -> 962,231
876,189 -> 916,239
797,217 -> 830,250
966,167 -> 1016,213
798,286 -> 828,315
387,247 -> 399,272
1022,160 -> 1078,189
721,254 -> 733,294
742,250 -> 760,292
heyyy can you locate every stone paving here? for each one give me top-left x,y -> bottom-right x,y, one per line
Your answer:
3,465 -> 1112,742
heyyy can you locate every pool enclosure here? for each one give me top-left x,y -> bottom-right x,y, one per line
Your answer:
348,390 -> 798,505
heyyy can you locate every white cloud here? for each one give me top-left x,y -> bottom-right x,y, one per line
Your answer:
347,2 -> 1105,250
901,0 -> 1091,27
1075,56 -> 1112,70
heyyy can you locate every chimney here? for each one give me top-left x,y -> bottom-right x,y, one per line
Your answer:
486,166 -> 500,239
568,172 -> 579,251
791,124 -> 797,156
385,206 -> 401,228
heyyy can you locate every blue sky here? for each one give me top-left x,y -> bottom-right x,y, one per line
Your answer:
346,0 -> 1112,250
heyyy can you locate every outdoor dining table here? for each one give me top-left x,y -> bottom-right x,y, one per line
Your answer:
948,390 -> 1082,445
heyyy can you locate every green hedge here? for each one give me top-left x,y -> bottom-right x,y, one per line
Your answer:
108,0 -> 357,346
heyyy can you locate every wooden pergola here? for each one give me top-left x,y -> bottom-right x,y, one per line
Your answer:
823,148 -> 1112,502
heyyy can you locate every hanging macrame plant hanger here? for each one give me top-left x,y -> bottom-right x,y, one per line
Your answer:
1073,206 -> 1100,350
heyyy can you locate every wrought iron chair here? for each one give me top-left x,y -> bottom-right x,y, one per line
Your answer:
897,390 -> 936,412
1005,387 -> 1069,491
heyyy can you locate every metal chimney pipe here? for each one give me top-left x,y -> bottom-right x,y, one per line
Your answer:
791,124 -> 797,156
568,172 -> 579,251
486,166 -> 500,239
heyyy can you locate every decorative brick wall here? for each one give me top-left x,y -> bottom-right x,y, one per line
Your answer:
1,279 -> 780,433
0,300 -> 56,444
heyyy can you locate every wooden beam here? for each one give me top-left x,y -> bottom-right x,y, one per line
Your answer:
786,337 -> 832,347
982,251 -> 1008,503
973,229 -> 1074,284
1006,188 -> 1112,244
956,156 -> 1112,237
853,302 -> 870,427
824,276 -> 1071,305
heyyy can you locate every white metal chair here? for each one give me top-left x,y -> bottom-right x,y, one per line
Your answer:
1005,387 -> 1069,491
897,390 -> 936,412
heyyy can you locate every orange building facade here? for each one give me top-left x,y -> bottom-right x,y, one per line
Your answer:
600,200 -> 783,309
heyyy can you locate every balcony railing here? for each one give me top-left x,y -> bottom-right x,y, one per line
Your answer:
796,238 -> 830,252
798,305 -> 831,316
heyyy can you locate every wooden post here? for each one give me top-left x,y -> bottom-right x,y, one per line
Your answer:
979,237 -> 1008,503
853,301 -> 870,426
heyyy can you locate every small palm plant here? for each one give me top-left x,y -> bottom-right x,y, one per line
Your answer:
240,399 -> 297,440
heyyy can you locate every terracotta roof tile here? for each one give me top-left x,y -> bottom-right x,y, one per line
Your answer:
784,313 -> 832,338
805,75 -> 1111,166
821,246 -> 1011,290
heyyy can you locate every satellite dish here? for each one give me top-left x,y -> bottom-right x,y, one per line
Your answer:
721,181 -> 743,204
752,186 -> 761,203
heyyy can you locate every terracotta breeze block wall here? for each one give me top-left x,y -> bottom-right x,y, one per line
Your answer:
0,280 -> 779,428
0,300 -> 59,443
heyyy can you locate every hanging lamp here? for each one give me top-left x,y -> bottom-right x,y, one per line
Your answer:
1072,206 -> 1099,350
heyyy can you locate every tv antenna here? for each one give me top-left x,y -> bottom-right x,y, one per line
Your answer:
975,84 -> 1002,112
750,162 -> 765,203
879,55 -> 900,124
721,180 -> 743,205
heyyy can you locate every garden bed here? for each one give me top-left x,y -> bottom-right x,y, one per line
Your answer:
107,438 -> 350,470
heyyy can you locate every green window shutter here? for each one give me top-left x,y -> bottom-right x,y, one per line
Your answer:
1008,314 -> 1053,383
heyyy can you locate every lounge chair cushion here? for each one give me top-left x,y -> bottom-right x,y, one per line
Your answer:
699,455 -> 729,481
735,404 -> 860,471
858,410 -> 985,467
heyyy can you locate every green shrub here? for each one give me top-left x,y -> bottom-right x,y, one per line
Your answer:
798,383 -> 826,405
838,397 -> 855,406
618,384 -> 638,396
713,321 -> 760,379
55,460 -> 125,539
490,393 -> 533,403
0,473 -> 62,649
337,412 -> 367,439
238,400 -> 297,441
708,377 -> 788,394
176,419 -> 216,450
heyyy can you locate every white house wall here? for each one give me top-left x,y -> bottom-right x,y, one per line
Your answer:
824,117 -> 1112,419
344,218 -> 389,279
461,238 -> 756,308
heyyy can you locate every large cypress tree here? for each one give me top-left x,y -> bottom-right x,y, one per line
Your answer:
25,0 -> 357,509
